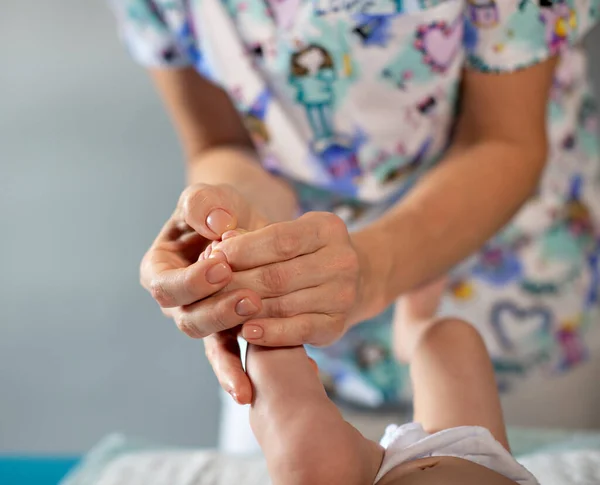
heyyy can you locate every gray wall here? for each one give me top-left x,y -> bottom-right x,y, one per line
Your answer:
1,1 -> 600,454
0,1 -> 219,453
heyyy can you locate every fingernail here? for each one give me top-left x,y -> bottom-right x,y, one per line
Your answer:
242,324 -> 263,340
206,209 -> 235,237
235,298 -> 258,316
229,390 -> 239,404
206,262 -> 231,284
204,244 -> 213,259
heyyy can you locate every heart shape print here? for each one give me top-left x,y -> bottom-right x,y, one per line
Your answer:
491,301 -> 553,351
414,19 -> 463,73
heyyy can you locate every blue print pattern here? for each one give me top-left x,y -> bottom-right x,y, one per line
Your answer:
110,0 -> 600,407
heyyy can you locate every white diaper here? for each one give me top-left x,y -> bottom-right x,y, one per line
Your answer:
374,423 -> 539,484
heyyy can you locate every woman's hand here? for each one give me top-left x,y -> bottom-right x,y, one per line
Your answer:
141,183 -> 268,319
213,212 -> 385,347
203,212 -> 388,404
140,181 -> 271,371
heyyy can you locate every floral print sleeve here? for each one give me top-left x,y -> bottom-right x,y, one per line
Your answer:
109,0 -> 198,69
465,0 -> 600,72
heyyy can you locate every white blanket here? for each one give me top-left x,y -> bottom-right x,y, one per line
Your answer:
61,435 -> 270,485
520,450 -> 600,485
61,434 -> 600,485
89,451 -> 269,485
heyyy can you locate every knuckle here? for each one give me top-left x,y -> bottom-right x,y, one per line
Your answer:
304,212 -> 346,246
211,306 -> 231,333
302,212 -> 328,240
338,285 -> 357,308
297,318 -> 315,344
149,278 -> 175,308
180,184 -> 215,222
339,248 -> 360,274
273,227 -> 299,259
329,316 -> 346,340
271,296 -> 297,317
175,312 -> 203,339
260,264 -> 290,294
312,221 -> 329,246
179,185 -> 200,212
322,212 -> 346,237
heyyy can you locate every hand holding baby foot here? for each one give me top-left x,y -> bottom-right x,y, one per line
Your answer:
198,230 -> 259,404
144,205 -> 376,405
202,230 -> 322,404
140,184 -> 267,333
210,212 -> 363,348
140,184 -> 269,403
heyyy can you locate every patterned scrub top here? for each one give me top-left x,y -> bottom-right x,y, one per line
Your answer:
111,0 -> 600,407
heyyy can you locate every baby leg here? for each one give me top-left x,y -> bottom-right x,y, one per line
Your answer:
410,317 -> 509,449
247,345 -> 383,485
393,277 -> 447,362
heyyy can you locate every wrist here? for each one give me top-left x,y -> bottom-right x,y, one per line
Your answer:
349,227 -> 394,325
187,146 -> 298,223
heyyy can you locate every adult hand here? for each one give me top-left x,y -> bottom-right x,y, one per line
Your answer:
213,212 -> 376,349
140,183 -> 270,402
198,213 -> 364,405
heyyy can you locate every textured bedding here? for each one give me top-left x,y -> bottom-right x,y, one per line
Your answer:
520,449 -> 600,484
513,429 -> 600,485
61,429 -> 600,485
60,435 -> 270,485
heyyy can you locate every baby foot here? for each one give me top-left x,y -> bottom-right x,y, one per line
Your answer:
198,239 -> 221,261
198,229 -> 248,261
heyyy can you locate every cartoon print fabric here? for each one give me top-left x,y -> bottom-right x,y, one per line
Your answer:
110,0 -> 600,407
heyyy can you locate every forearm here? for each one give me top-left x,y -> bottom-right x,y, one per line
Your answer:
352,60 -> 555,316
355,138 -> 546,308
187,147 -> 298,223
152,68 -> 255,158
151,68 -> 297,223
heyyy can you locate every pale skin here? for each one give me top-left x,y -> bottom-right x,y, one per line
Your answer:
246,315 -> 517,485
203,238 -> 514,482
140,57 -> 558,403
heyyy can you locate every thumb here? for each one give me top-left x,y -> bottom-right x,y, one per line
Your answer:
178,184 -> 243,240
